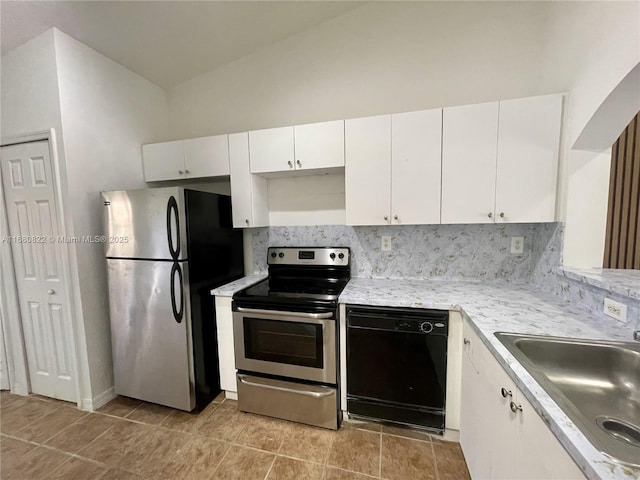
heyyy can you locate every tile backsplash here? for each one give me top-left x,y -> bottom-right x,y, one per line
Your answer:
250,223 -> 558,282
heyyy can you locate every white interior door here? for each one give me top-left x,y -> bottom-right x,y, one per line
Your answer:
0,316 -> 10,390
0,141 -> 76,402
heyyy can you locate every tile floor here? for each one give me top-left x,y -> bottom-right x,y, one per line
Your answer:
0,391 -> 470,480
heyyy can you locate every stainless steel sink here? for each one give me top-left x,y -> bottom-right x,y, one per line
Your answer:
495,332 -> 640,467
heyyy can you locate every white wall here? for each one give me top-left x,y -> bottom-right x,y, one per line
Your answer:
168,1 -> 558,138
0,29 -> 85,399
542,1 -> 640,265
53,29 -> 169,399
563,149 -> 611,267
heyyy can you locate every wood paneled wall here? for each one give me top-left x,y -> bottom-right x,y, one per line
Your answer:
603,112 -> 640,269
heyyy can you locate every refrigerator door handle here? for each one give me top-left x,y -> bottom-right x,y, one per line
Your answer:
166,196 -> 180,260
170,262 -> 184,323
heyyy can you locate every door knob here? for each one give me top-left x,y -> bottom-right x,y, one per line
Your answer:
501,387 -> 512,398
47,289 -> 55,295
510,401 -> 523,413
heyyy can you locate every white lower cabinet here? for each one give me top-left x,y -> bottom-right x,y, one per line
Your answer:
214,296 -> 237,394
460,320 -> 584,480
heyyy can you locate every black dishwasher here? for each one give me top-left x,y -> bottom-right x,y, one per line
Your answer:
346,305 -> 449,433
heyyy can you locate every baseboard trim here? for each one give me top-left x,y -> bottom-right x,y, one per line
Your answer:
80,386 -> 116,411
224,391 -> 238,400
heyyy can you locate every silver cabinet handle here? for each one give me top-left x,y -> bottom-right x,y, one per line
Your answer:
245,219 -> 250,225
501,388 -> 512,398
178,170 -> 184,174
236,307 -> 333,319
488,212 -> 493,218
185,169 -> 190,174
394,215 -> 399,221
384,216 -> 388,221
47,289 -> 55,295
510,401 -> 522,413
296,160 -> 302,167
499,212 -> 505,218
287,161 -> 293,168
463,338 -> 470,345
238,374 -> 334,398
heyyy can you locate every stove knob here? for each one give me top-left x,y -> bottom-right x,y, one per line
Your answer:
270,252 -> 277,258
278,252 -> 284,258
330,253 -> 336,260
338,253 -> 345,259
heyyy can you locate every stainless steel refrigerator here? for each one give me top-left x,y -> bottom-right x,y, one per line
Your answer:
102,187 -> 244,411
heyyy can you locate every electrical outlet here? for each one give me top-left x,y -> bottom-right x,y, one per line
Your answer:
381,236 -> 392,251
511,237 -> 524,255
603,298 -> 627,323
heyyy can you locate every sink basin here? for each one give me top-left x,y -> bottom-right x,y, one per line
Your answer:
495,332 -> 640,467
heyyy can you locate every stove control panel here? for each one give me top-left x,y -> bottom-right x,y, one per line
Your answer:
267,247 -> 350,266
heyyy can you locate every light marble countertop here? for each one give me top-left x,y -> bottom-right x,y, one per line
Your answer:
339,278 -> 639,480
558,267 -> 640,301
210,274 -> 267,296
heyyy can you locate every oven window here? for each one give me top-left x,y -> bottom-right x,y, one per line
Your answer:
243,317 -> 323,368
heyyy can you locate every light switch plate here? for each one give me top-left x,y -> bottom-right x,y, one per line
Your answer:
381,236 -> 392,251
603,298 -> 627,323
511,237 -> 524,255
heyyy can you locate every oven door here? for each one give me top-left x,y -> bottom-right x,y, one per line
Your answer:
233,307 -> 336,384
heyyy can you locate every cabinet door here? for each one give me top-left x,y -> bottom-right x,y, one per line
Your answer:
513,390 -> 584,479
495,94 -> 562,223
249,126 -> 295,174
391,109 -> 442,224
142,141 -> 185,182
229,132 -> 268,228
184,135 -> 230,178
460,321 -> 516,480
345,115 -> 391,226
294,120 -> 344,171
441,102 -> 499,224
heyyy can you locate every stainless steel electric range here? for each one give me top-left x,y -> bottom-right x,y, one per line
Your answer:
232,247 -> 350,430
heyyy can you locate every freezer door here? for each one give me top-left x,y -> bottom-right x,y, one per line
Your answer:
102,187 -> 188,260
107,258 -> 195,411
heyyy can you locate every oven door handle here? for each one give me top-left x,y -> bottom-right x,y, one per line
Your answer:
237,374 -> 334,398
235,307 -> 333,319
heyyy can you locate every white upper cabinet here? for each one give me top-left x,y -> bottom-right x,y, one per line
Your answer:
229,132 -> 268,228
249,121 -> 345,175
495,94 -> 563,223
441,101 -> 499,224
183,135 -> 230,178
346,111 -> 442,226
142,140 -> 185,182
294,120 -> 345,171
248,126 -> 295,174
391,109 -> 442,225
441,95 -> 562,224
142,135 -> 230,182
345,115 -> 392,226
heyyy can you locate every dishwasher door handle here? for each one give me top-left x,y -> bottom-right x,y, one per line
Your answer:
236,307 -> 333,319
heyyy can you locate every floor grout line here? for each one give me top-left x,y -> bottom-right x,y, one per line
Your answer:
379,431 -> 383,478
431,439 -> 441,480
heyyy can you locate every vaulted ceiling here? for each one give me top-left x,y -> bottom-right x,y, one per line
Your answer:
0,1 -> 363,89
